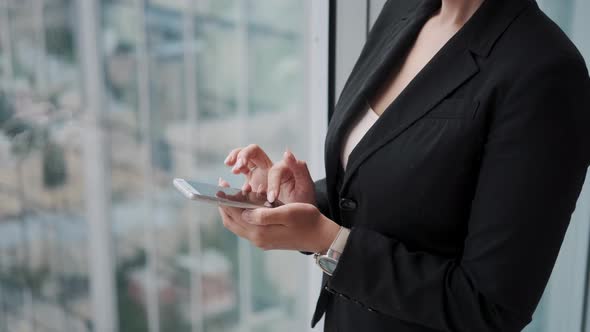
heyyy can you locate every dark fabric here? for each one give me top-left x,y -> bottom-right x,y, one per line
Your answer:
301,178 -> 333,256
312,0 -> 590,331
314,178 -> 332,218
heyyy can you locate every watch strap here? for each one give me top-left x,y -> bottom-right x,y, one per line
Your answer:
314,227 -> 351,276
329,227 -> 351,256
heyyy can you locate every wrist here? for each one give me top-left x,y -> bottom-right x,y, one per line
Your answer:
316,215 -> 340,254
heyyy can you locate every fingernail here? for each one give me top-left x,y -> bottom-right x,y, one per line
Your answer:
224,155 -> 231,164
242,210 -> 253,223
267,190 -> 276,203
235,158 -> 243,168
284,151 -> 295,163
257,183 -> 264,193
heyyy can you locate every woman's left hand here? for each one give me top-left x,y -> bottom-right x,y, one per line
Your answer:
218,178 -> 340,252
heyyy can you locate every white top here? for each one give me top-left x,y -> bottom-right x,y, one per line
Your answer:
340,105 -> 380,170
325,105 -> 379,261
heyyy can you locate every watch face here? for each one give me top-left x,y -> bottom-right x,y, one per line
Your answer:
318,257 -> 338,275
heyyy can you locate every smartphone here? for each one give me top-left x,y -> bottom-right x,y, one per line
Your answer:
173,178 -> 283,209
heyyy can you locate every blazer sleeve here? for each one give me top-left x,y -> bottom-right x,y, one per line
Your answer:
314,177 -> 331,218
325,58 -> 590,331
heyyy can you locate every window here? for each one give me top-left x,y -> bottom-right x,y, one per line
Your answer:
0,0 -> 328,331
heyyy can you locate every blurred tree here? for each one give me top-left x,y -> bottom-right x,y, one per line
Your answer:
117,250 -> 149,332
0,93 -> 68,189
0,266 -> 50,292
45,26 -> 75,63
0,93 -> 34,144
43,140 -> 68,189
152,138 -> 173,172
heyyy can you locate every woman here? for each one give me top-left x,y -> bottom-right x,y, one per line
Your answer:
217,0 -> 590,330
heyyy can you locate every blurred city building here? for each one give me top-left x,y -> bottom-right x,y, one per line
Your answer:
0,0 -> 313,331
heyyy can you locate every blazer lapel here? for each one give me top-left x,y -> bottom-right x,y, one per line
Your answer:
335,0 -> 533,194
325,0 -> 439,193
334,0 -> 480,194
340,47 -> 479,193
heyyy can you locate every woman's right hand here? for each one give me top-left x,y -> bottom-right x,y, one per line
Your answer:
223,144 -> 316,205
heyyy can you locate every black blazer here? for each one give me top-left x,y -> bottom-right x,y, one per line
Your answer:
312,0 -> 590,331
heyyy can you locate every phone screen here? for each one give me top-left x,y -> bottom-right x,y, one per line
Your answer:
175,179 -> 282,209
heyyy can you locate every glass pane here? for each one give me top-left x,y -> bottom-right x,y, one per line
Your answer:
1,0 -> 316,331
103,0 -> 312,331
0,0 -> 87,331
524,1 -> 590,331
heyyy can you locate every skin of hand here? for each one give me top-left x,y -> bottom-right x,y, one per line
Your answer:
224,144 -> 316,205
217,177 -> 340,253
215,188 -> 276,208
219,145 -> 340,253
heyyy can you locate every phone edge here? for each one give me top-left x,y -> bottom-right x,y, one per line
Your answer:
173,178 -> 198,199
173,178 -> 263,209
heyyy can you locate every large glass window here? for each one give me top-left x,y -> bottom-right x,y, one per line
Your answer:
0,1 -> 86,331
0,0 -> 324,331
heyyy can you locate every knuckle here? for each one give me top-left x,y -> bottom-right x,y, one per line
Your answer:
252,216 -> 262,226
244,144 -> 260,156
257,210 -> 268,224
267,165 -> 278,176
246,211 -> 259,224
267,168 -> 280,181
276,163 -> 289,173
229,148 -> 242,159
270,163 -> 288,178
237,146 -> 249,155
302,203 -> 318,216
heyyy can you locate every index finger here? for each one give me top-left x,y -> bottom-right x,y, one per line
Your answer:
224,148 -> 242,166
233,144 -> 273,174
266,161 -> 292,203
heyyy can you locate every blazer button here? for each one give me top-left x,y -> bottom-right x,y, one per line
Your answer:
339,198 -> 358,211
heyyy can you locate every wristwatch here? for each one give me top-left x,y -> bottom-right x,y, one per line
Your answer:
314,227 -> 351,276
